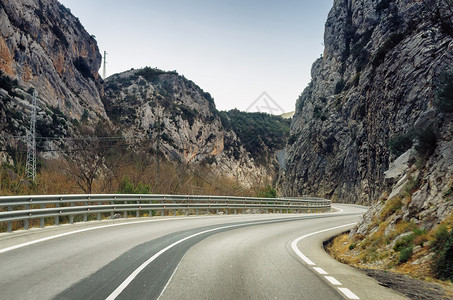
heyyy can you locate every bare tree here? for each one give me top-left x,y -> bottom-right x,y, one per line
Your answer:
65,120 -> 119,194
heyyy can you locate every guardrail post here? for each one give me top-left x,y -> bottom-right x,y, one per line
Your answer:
55,200 -> 60,225
24,204 -> 29,230
234,208 -> 237,214
70,203 -> 74,224
97,201 -> 101,220
7,205 -> 12,232
40,203 -> 45,228
136,199 -> 140,218
111,198 -> 116,218
123,201 -> 127,219
84,201 -> 88,222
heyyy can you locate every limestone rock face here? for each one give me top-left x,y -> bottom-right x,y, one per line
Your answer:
103,68 -> 271,186
0,0 -> 104,119
282,0 -> 453,207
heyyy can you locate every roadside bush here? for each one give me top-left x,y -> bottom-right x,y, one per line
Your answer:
415,126 -> 437,156
118,176 -> 151,194
435,70 -> 453,112
394,234 -> 415,252
432,225 -> 453,280
389,132 -> 413,157
381,196 -> 403,220
256,185 -> 277,198
398,246 -> 413,264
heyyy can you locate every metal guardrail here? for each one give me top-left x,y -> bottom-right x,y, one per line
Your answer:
0,194 -> 331,232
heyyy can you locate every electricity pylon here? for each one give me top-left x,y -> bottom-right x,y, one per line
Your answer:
26,90 -> 37,181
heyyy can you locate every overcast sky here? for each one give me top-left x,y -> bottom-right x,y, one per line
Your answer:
59,0 -> 333,113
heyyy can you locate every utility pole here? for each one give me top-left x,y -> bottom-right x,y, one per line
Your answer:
102,51 -> 107,79
26,90 -> 37,181
155,117 -> 161,191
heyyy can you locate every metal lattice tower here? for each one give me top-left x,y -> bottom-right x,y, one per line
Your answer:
26,90 -> 37,181
102,51 -> 107,79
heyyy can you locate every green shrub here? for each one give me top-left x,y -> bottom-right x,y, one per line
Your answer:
404,176 -> 420,194
376,0 -> 391,12
432,225 -> 453,280
256,185 -> 277,198
398,246 -> 413,264
394,234 -> 415,252
435,70 -> 453,112
335,79 -> 345,94
287,134 -> 297,145
81,109 -> 89,122
118,176 -> 151,194
349,243 -> 357,250
389,132 -> 413,156
415,125 -> 437,156
381,196 -> 403,220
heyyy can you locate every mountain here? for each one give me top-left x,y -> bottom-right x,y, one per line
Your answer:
283,0 -> 452,206
282,0 -> 453,280
0,0 -> 104,119
0,0 -> 288,191
103,68 -> 279,186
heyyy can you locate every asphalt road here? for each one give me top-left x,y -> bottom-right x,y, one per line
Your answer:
0,205 -> 407,300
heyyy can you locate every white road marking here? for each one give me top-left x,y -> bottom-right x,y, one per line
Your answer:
0,214 -> 310,255
338,287 -> 360,300
325,276 -> 342,286
0,217 -> 201,255
313,267 -> 328,275
331,206 -> 344,213
290,222 -> 356,265
106,218 -> 311,299
291,222 -> 359,299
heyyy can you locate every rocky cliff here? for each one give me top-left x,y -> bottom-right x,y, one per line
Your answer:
0,0 -> 286,187
103,68 -> 273,186
283,0 -> 453,209
0,0 -> 104,119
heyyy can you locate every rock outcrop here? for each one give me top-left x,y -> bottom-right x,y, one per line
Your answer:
103,68 -> 272,186
283,0 -> 453,208
0,0 -> 285,186
0,0 -> 104,119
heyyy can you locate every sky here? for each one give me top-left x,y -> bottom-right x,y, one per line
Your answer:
59,0 -> 333,114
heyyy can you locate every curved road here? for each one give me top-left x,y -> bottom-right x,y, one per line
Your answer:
0,205 -> 407,299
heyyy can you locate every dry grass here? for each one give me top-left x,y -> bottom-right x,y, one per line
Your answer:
1,155 -> 269,197
327,215 -> 453,288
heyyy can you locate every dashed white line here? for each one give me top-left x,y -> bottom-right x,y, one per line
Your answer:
338,287 -> 360,300
325,276 -> 342,286
313,267 -> 328,275
291,222 -> 359,299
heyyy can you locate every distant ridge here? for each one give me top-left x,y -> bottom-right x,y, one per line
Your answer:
280,111 -> 295,119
